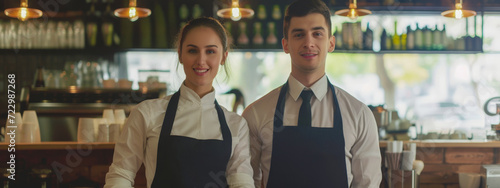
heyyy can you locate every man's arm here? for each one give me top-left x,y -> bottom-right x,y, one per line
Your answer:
350,105 -> 382,188
242,106 -> 263,188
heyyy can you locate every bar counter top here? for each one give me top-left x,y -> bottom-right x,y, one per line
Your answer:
1,140 -> 500,150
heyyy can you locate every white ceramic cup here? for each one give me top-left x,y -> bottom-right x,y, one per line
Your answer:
78,118 -> 95,142
93,118 -> 107,141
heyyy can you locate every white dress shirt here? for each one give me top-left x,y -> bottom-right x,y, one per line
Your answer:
104,84 -> 254,188
242,75 -> 382,188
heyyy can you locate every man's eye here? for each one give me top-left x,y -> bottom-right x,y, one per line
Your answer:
314,32 -> 323,36
294,33 -> 303,37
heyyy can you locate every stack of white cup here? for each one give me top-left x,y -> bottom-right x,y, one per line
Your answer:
22,110 -> 41,143
97,109 -> 125,142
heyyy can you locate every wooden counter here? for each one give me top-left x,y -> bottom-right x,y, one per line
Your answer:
2,140 -> 499,188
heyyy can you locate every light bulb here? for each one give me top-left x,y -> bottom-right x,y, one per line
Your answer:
348,9 -> 358,20
129,7 -> 139,21
18,7 -> 28,21
231,7 -> 242,21
455,9 -> 463,19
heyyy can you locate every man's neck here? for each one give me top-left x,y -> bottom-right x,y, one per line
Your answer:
291,72 -> 325,88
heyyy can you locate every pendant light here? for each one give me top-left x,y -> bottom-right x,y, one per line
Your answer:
441,0 -> 476,19
334,0 -> 371,20
4,0 -> 43,21
114,0 -> 151,22
217,0 -> 254,21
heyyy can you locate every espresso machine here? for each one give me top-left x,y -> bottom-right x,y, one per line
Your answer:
20,86 -> 164,141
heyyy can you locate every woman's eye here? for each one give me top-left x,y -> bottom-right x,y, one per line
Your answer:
187,49 -> 198,53
207,50 -> 216,54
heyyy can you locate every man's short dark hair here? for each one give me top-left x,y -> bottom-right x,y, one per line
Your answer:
283,0 -> 332,39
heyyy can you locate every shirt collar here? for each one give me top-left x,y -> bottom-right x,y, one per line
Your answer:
179,83 -> 216,105
287,74 -> 328,102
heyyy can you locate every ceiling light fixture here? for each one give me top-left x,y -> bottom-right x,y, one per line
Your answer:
4,0 -> 43,21
217,0 -> 254,21
114,0 -> 151,22
441,0 -> 476,19
334,0 -> 371,20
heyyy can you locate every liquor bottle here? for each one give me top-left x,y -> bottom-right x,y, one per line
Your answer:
441,24 -> 448,50
266,22 -> 278,48
153,0 -> 168,48
224,22 -> 234,47
432,25 -> 443,50
401,27 -> 407,50
380,29 -> 388,50
166,0 -> 177,48
392,21 -> 401,50
423,26 -> 432,50
34,66 -> 45,88
272,5 -> 281,20
101,0 -> 115,47
85,0 -> 101,48
334,26 -> 343,50
253,22 -> 264,48
179,4 -> 189,29
406,25 -> 415,50
257,5 -> 267,20
363,23 -> 373,50
237,22 -> 249,48
414,24 -> 423,50
192,4 -> 203,19
386,33 -> 393,51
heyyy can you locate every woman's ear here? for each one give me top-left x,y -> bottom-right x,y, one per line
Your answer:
221,51 -> 228,65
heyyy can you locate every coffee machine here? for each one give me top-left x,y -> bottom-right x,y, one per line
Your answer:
20,86 -> 165,141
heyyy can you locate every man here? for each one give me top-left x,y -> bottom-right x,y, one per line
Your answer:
241,0 -> 382,187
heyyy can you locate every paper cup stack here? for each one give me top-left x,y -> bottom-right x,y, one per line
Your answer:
385,141 -> 417,171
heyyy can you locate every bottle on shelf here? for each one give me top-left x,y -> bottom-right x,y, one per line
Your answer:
423,26 -> 432,50
414,23 -> 423,50
432,24 -> 443,50
101,0 -> 115,47
153,0 -> 168,48
380,29 -> 388,50
257,5 -> 267,20
224,22 -> 234,47
406,25 -> 415,50
85,0 -> 101,48
237,22 -> 249,48
392,21 -> 401,50
253,22 -> 264,48
272,5 -> 281,20
266,22 -> 278,48
334,26 -> 343,50
401,27 -> 407,51
179,4 -> 189,29
192,4 -> 203,19
34,66 -> 45,88
363,23 -> 373,50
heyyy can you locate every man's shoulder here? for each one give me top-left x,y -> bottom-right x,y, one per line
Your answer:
333,85 -> 368,110
247,86 -> 282,110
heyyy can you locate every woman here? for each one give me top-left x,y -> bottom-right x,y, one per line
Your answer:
104,17 -> 254,188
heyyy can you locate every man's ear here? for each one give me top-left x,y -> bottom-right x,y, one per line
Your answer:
282,38 -> 289,54
328,35 -> 335,52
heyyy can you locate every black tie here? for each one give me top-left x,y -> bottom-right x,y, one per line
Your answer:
298,90 -> 313,127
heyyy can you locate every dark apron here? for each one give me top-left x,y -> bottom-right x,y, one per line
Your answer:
266,80 -> 348,188
151,91 -> 232,188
